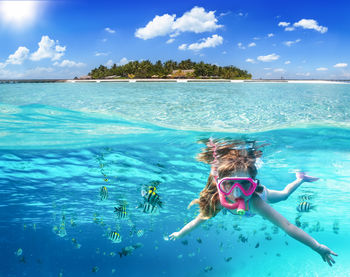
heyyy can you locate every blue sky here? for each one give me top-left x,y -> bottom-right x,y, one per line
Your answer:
0,0 -> 349,79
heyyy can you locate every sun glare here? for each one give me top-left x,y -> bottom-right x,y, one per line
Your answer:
0,1 -> 40,27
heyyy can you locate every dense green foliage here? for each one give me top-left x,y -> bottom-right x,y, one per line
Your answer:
88,59 -> 251,79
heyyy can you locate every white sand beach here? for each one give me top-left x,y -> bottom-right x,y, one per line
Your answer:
65,79 -> 349,84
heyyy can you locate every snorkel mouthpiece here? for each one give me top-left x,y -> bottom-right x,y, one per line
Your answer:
236,198 -> 246,215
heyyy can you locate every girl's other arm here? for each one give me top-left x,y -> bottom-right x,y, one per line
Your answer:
251,195 -> 337,266
169,214 -> 207,240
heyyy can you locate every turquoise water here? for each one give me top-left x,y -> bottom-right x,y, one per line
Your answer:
0,82 -> 349,276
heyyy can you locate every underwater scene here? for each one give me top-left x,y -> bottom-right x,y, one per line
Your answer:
1,82 -> 350,277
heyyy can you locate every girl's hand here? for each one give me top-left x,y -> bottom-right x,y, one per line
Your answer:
169,231 -> 181,241
296,171 -> 319,182
316,244 -> 338,266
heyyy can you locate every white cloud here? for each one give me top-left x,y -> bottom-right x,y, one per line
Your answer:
267,33 -> 274,37
285,61 -> 291,64
278,22 -> 290,27
6,46 -> 29,65
340,71 -> 350,78
0,68 -> 15,78
118,57 -> 129,66
264,68 -> 272,70
222,51 -> 227,54
95,52 -> 109,56
248,42 -> 256,47
178,44 -> 187,50
135,6 -> 223,40
105,27 -> 115,34
334,63 -> 347,68
103,58 -> 131,67
237,12 -> 248,17
284,38 -> 301,46
296,72 -> 311,77
293,19 -> 327,33
135,14 -> 175,40
246,58 -> 255,63
166,38 -> 175,44
279,20 -> 326,33
257,53 -> 280,62
274,68 -> 285,72
169,32 -> 179,38
105,59 -> 114,67
102,38 -> 107,42
173,7 -> 223,33
285,27 -> 295,31
316,67 -> 328,71
237,42 -> 245,49
25,67 -> 54,74
219,11 -> 231,17
54,60 -> 85,67
30,36 -> 66,61
180,34 -> 223,51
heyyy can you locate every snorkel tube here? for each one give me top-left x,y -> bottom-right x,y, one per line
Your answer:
209,138 -> 247,216
216,186 -> 246,215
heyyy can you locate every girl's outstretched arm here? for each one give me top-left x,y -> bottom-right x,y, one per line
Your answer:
251,194 -> 338,266
169,214 -> 207,240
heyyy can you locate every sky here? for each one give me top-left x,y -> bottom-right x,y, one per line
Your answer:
0,0 -> 349,79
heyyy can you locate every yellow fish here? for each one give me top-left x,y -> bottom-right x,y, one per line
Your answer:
100,186 -> 108,200
109,231 -> 122,243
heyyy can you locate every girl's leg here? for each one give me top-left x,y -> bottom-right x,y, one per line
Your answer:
266,179 -> 303,203
266,172 -> 319,204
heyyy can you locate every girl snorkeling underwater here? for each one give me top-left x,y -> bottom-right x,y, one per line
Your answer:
169,139 -> 338,267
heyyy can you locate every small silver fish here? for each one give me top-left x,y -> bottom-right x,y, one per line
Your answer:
14,248 -> 23,256
119,246 -> 135,257
299,194 -> 313,201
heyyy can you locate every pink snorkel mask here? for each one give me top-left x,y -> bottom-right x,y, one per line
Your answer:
209,139 -> 258,215
217,177 -> 258,197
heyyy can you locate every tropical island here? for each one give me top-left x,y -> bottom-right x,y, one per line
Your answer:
85,59 -> 252,80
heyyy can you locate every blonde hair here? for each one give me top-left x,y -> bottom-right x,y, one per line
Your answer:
191,139 -> 262,219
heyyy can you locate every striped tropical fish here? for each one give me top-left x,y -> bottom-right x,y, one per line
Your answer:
109,231 -> 122,243
136,229 -> 144,237
138,202 -> 158,214
297,201 -> 314,212
100,186 -> 108,200
114,204 -> 127,218
141,185 -> 162,207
